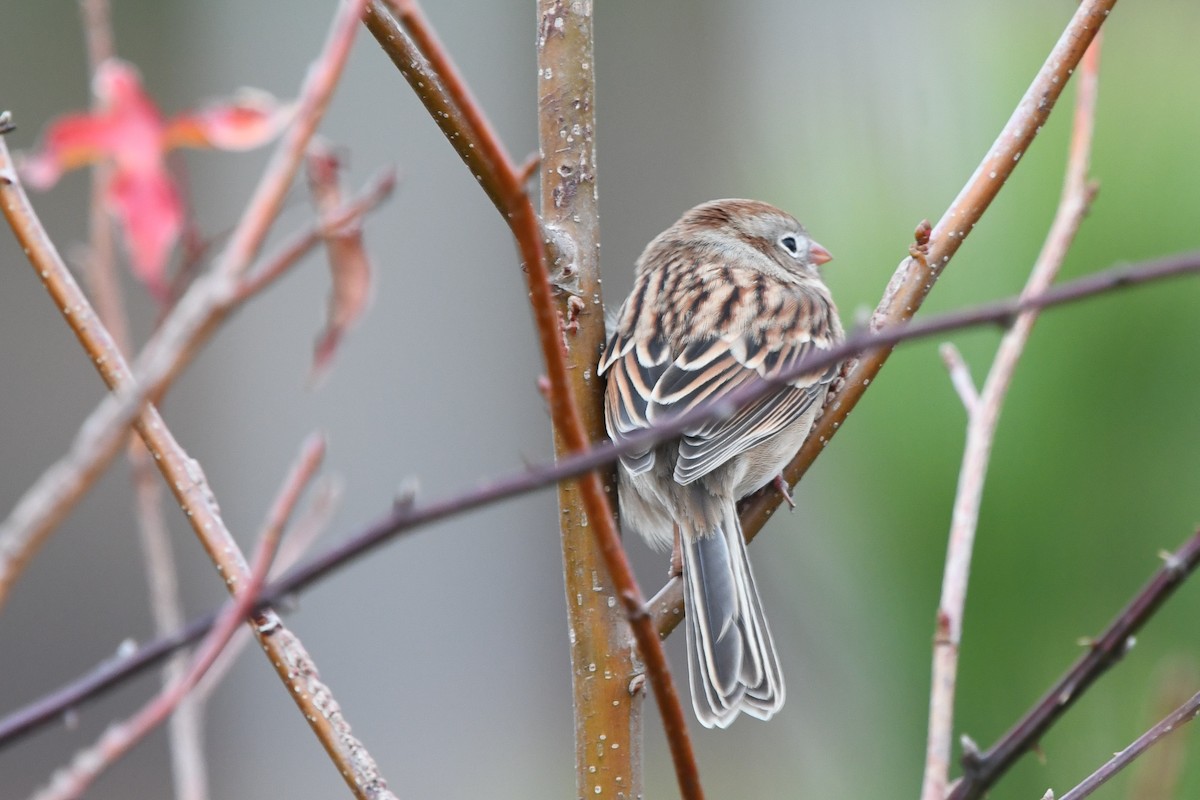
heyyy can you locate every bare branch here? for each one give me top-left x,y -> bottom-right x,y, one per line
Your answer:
364,2 -> 702,795
1052,687 -> 1200,800
27,435 -> 317,800
534,1 -> 644,797
0,3 -> 400,796
921,33 -> 1104,800
939,343 -> 978,414
5,250 -> 1200,749
77,3 -> 210,792
949,527 -> 1200,799
651,0 -> 1120,638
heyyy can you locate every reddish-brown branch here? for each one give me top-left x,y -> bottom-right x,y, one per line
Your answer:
650,0 -> 1121,639
362,2 -> 510,215
535,2 -> 642,797
363,3 -> 702,796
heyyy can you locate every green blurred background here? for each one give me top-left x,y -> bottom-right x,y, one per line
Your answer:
1,1 -> 1199,798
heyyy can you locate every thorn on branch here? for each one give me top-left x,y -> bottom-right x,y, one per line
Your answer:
1159,548 -> 1186,577
961,734 -> 983,770
393,478 -> 419,512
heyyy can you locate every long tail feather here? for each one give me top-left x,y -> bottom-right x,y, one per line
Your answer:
681,503 -> 784,728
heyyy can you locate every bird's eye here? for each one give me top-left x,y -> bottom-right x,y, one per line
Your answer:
778,234 -> 800,256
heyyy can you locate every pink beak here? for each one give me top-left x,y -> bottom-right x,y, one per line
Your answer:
809,241 -> 833,266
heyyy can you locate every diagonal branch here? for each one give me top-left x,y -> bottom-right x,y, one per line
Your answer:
920,33 -> 1104,800
949,526 -> 1200,799
650,0 -> 1121,638
5,248 -> 1200,750
1051,686 -> 1200,800
0,3 -> 399,797
27,435 -> 320,800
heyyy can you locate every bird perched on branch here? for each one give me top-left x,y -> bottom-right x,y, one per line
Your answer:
599,199 -> 844,728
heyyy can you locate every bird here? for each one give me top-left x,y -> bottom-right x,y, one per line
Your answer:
598,199 -> 844,728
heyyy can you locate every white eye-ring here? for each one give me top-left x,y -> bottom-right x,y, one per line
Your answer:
778,233 -> 801,257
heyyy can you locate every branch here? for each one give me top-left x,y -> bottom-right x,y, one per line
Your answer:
194,476 -> 342,705
938,344 -> 978,414
1049,687 -> 1200,800
77,3 -> 210,795
5,249 -> 1200,749
949,527 -> 1200,799
1123,660 -> 1196,799
921,33 -> 1104,800
364,3 -> 702,796
533,2 -> 644,797
0,3 -> 400,797
27,435 -> 318,800
0,156 -> 392,610
649,0 -> 1122,637
362,1 -> 513,216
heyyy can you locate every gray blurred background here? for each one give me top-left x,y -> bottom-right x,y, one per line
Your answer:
2,1 -> 1199,797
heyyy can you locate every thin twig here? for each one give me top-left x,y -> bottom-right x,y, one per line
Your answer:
650,0 -> 1122,638
0,158 -> 391,610
1052,687 -> 1200,800
77,0 -> 128,357
5,250 -> 1200,749
1124,659 -> 1196,800
366,2 -> 702,795
362,1 -> 512,216
949,527 -> 1200,799
27,435 -> 319,800
130,443 -> 209,800
78,2 -> 209,794
920,34 -> 1104,800
194,476 -> 342,704
238,168 -> 395,299
939,344 -> 979,414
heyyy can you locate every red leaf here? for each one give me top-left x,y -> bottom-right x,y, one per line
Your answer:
20,58 -> 288,297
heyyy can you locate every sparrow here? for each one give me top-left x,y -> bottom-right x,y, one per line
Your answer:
598,199 -> 844,728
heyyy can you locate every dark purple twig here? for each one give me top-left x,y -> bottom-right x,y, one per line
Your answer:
2,252 -> 1200,749
949,526 -> 1200,800
1054,686 -> 1200,800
